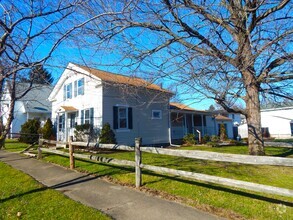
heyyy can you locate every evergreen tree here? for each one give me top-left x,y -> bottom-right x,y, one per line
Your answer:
29,65 -> 54,84
40,118 -> 55,140
219,124 -> 228,141
99,123 -> 116,144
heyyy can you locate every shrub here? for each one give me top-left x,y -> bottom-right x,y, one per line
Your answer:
74,124 -> 92,141
19,119 -> 40,143
183,133 -> 196,145
210,135 -> 219,142
202,135 -> 210,144
99,123 -> 116,144
40,118 -> 54,140
219,124 -> 228,141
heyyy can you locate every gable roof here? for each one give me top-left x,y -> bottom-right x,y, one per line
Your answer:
73,63 -> 172,94
6,83 -> 52,113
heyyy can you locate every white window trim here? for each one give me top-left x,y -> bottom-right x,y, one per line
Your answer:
152,110 -> 162,120
77,78 -> 84,96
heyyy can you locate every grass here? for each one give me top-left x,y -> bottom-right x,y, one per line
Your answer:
179,144 -> 293,158
0,161 -> 109,220
4,139 -> 293,220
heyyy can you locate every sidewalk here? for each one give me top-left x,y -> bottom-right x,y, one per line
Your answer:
0,150 -> 224,220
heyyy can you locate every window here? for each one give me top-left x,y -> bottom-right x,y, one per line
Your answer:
152,110 -> 162,119
81,108 -> 94,125
58,114 -> 65,131
74,78 -> 84,97
63,83 -> 72,100
113,106 -> 133,130
290,122 -> 293,136
78,78 -> 84,95
69,112 -> 77,128
119,107 -> 128,128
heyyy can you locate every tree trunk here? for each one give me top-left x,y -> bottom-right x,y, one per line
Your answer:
245,84 -> 265,155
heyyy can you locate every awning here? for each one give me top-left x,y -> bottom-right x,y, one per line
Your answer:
58,106 -> 78,112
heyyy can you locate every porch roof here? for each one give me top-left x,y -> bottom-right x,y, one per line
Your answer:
170,102 -> 209,114
215,115 -> 232,121
58,106 -> 78,112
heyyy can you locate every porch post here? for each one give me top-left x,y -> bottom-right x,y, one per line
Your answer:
184,113 -> 187,135
191,114 -> 194,134
201,114 -> 204,136
64,112 -> 68,142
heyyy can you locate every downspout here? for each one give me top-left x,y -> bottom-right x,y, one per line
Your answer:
169,110 -> 180,147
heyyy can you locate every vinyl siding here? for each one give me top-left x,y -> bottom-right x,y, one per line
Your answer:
102,84 -> 170,146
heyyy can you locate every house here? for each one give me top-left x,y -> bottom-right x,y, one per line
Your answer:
238,106 -> 293,139
170,103 -> 239,141
49,63 -> 173,146
1,83 -> 52,137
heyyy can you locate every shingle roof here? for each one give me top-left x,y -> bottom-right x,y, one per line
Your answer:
13,83 -> 52,113
74,63 -> 172,94
170,102 -> 207,113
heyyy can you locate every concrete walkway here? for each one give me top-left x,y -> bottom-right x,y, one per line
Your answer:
0,150 -> 224,220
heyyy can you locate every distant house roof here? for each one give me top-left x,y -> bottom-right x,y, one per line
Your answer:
12,83 -> 52,113
215,115 -> 232,121
74,63 -> 172,94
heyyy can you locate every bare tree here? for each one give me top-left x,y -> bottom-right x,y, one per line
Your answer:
80,0 -> 293,155
0,0 -> 82,148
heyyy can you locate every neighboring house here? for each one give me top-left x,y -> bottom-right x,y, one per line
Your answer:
238,106 -> 293,139
170,103 -> 239,140
1,83 -> 52,137
49,63 -> 173,146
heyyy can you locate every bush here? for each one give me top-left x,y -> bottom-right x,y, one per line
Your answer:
40,118 -> 55,140
19,119 -> 40,144
210,135 -> 220,142
183,133 -> 196,145
99,123 -> 116,144
202,135 -> 210,144
219,124 -> 228,141
74,124 -> 92,141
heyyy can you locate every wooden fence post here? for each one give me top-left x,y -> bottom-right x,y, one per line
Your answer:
37,138 -> 43,159
135,137 -> 142,188
69,136 -> 75,169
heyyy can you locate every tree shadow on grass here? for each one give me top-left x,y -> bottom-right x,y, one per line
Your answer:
141,170 -> 293,207
271,149 -> 293,157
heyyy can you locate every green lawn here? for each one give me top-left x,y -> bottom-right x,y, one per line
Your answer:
0,161 -> 109,220
4,139 -> 293,220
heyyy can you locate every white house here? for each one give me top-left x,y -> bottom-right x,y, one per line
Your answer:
49,63 -> 173,146
1,83 -> 52,137
238,106 -> 293,139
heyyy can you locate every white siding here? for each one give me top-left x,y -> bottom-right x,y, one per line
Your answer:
51,64 -> 103,141
238,107 -> 293,139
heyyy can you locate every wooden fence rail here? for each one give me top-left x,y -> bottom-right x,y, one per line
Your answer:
38,138 -> 293,197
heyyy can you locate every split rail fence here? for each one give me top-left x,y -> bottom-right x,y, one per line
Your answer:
34,138 -> 293,198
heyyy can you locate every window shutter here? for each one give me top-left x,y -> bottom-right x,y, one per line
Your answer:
113,106 -> 118,129
90,108 -> 94,126
81,110 -> 84,124
128,107 -> 133,129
